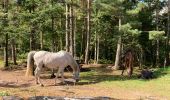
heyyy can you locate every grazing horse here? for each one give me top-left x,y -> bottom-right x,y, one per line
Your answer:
120,50 -> 134,77
25,50 -> 80,86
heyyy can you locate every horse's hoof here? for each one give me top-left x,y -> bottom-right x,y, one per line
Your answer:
40,84 -> 44,87
59,82 -> 66,85
62,81 -> 66,84
54,83 -> 58,86
50,74 -> 56,79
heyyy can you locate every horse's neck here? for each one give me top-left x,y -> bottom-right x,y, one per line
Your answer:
71,61 -> 79,73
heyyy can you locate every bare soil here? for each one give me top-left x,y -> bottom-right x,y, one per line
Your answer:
0,64 -> 167,100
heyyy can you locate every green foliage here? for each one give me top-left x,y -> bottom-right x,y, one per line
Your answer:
0,91 -> 10,96
18,53 -> 28,60
0,0 -> 168,67
98,59 -> 113,64
120,23 -> 140,36
149,31 -> 165,40
126,2 -> 146,15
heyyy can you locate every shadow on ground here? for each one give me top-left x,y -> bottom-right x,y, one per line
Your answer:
0,81 -> 31,88
77,66 -> 169,85
0,66 -> 168,87
2,96 -> 118,100
27,96 -> 118,100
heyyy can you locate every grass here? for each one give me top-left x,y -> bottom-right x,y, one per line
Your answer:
0,59 -> 3,68
80,67 -> 170,99
0,91 -> 10,96
0,62 -> 169,99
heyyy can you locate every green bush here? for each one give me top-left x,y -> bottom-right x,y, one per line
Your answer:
18,53 -> 27,60
98,59 -> 113,64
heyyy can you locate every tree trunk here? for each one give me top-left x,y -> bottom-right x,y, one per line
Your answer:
74,9 -> 77,58
29,3 -> 36,51
3,0 -> 9,67
81,18 -> 87,62
165,0 -> 170,66
60,15 -> 63,50
69,0 -> 74,56
114,17 -> 122,69
94,28 -> 100,64
2,0 -> 8,12
65,3 -> 70,52
40,31 -> 43,50
11,39 -> 17,65
155,8 -> 159,67
30,29 -> 35,51
85,0 -> 91,64
156,40 -> 159,67
97,34 -> 100,64
51,16 -> 55,52
94,30 -> 97,64
4,33 -> 8,67
139,48 -> 143,68
51,0 -> 55,52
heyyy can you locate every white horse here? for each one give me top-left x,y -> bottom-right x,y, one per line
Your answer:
25,50 -> 80,86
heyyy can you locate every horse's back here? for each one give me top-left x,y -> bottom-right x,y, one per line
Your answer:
53,51 -> 76,67
33,50 -> 75,68
33,51 -> 49,64
34,51 -> 49,58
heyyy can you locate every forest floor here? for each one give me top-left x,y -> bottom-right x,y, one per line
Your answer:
0,64 -> 169,100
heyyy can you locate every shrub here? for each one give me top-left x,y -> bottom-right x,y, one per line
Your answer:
98,59 -> 113,64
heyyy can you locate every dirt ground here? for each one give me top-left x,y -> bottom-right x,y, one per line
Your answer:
0,65 -> 167,100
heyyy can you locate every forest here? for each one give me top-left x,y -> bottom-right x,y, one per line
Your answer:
0,0 -> 169,68
0,0 -> 170,100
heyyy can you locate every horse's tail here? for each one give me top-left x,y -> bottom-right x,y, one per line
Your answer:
25,51 -> 36,76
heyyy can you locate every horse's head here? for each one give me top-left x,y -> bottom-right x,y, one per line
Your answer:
73,71 -> 80,82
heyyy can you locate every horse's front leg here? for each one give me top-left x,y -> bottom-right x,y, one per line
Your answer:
60,68 -> 65,84
54,68 -> 61,85
35,67 -> 43,87
54,67 -> 65,85
121,69 -> 124,76
127,61 -> 133,77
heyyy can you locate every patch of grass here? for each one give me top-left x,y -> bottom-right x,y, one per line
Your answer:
0,91 -> 10,96
80,67 -> 170,98
0,60 -> 3,68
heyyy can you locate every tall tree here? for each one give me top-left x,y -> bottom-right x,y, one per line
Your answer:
73,5 -> 77,58
114,17 -> 122,69
65,2 -> 70,52
3,0 -> 9,67
51,0 -> 55,52
69,0 -> 74,56
85,0 -> 91,64
11,39 -> 17,65
165,0 -> 170,66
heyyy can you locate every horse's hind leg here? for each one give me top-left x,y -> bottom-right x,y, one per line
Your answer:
54,68 -> 61,85
35,66 -> 43,86
60,68 -> 65,84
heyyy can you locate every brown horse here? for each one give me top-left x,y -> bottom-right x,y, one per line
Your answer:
120,49 -> 134,77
